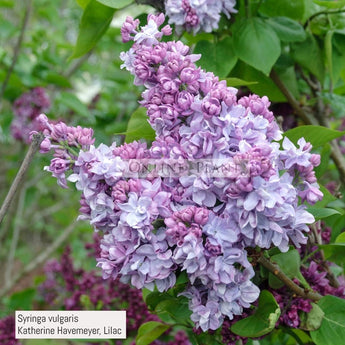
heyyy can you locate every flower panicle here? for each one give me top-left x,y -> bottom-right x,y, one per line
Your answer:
37,13 -> 325,333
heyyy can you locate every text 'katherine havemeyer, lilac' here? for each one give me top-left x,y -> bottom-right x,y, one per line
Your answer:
37,13 -> 323,332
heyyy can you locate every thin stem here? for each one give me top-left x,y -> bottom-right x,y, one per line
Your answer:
64,50 -> 93,79
0,221 -> 76,299
0,0 -> 32,105
244,0 -> 250,18
296,66 -> 319,92
0,133 -> 44,225
252,0 -> 264,16
329,141 -> 345,185
269,69 -> 318,126
281,326 -> 305,345
4,183 -> 27,284
304,9 -> 345,29
257,254 -> 322,302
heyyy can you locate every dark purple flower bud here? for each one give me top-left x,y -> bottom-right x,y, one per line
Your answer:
180,67 -> 199,83
179,207 -> 195,223
40,137 -> 51,153
176,90 -> 193,110
50,158 -> 69,174
162,92 -> 176,104
77,127 -> 95,146
37,113 -> 51,130
51,122 -> 68,141
310,154 -> 321,167
134,63 -> 151,81
194,207 -> 209,225
160,77 -> 180,93
202,97 -> 221,116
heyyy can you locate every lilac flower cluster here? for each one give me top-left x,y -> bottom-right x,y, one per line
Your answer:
0,315 -> 22,345
39,14 -> 323,332
11,87 -> 51,143
164,0 -> 237,34
37,245 -> 191,345
34,114 -> 94,188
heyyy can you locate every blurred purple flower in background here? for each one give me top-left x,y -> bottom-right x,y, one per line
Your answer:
11,87 -> 51,143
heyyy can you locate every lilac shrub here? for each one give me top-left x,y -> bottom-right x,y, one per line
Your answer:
164,0 -> 237,34
37,13 -> 323,332
11,87 -> 51,143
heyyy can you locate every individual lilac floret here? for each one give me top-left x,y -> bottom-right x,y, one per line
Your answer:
165,0 -> 237,34
11,87 -> 51,143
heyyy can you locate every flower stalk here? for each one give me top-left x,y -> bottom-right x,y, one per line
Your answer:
0,132 -> 44,225
257,254 -> 322,302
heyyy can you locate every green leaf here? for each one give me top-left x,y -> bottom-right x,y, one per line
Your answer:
321,93 -> 345,118
314,143 -> 331,179
76,0 -> 91,8
313,185 -> 337,208
313,0 -> 345,9
291,32 -> 324,81
319,242 -> 345,267
136,321 -> 170,345
276,65 -> 300,99
176,271 -> 189,285
96,0 -> 133,8
190,331 -> 224,345
194,37 -> 237,78
307,207 -> 342,220
326,213 -> 345,242
6,288 -> 36,311
71,0 -> 115,58
283,125 -> 345,148
155,298 -> 192,325
223,77 -> 258,87
43,72 -> 72,88
233,18 -> 281,75
123,107 -> 155,143
325,30 -> 334,81
335,231 -> 345,243
266,17 -> 306,42
58,92 -> 91,118
268,249 -> 309,289
0,0 -> 14,7
331,44 -> 345,84
300,303 -> 325,331
231,61 -> 286,102
231,290 -> 281,337
145,291 -> 174,310
259,0 -> 306,20
310,295 -> 345,345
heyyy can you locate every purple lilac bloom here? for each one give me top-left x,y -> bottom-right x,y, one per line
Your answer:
165,0 -> 237,34
0,315 -> 22,345
33,114 -> 95,188
11,87 -> 51,143
38,13 -> 324,333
